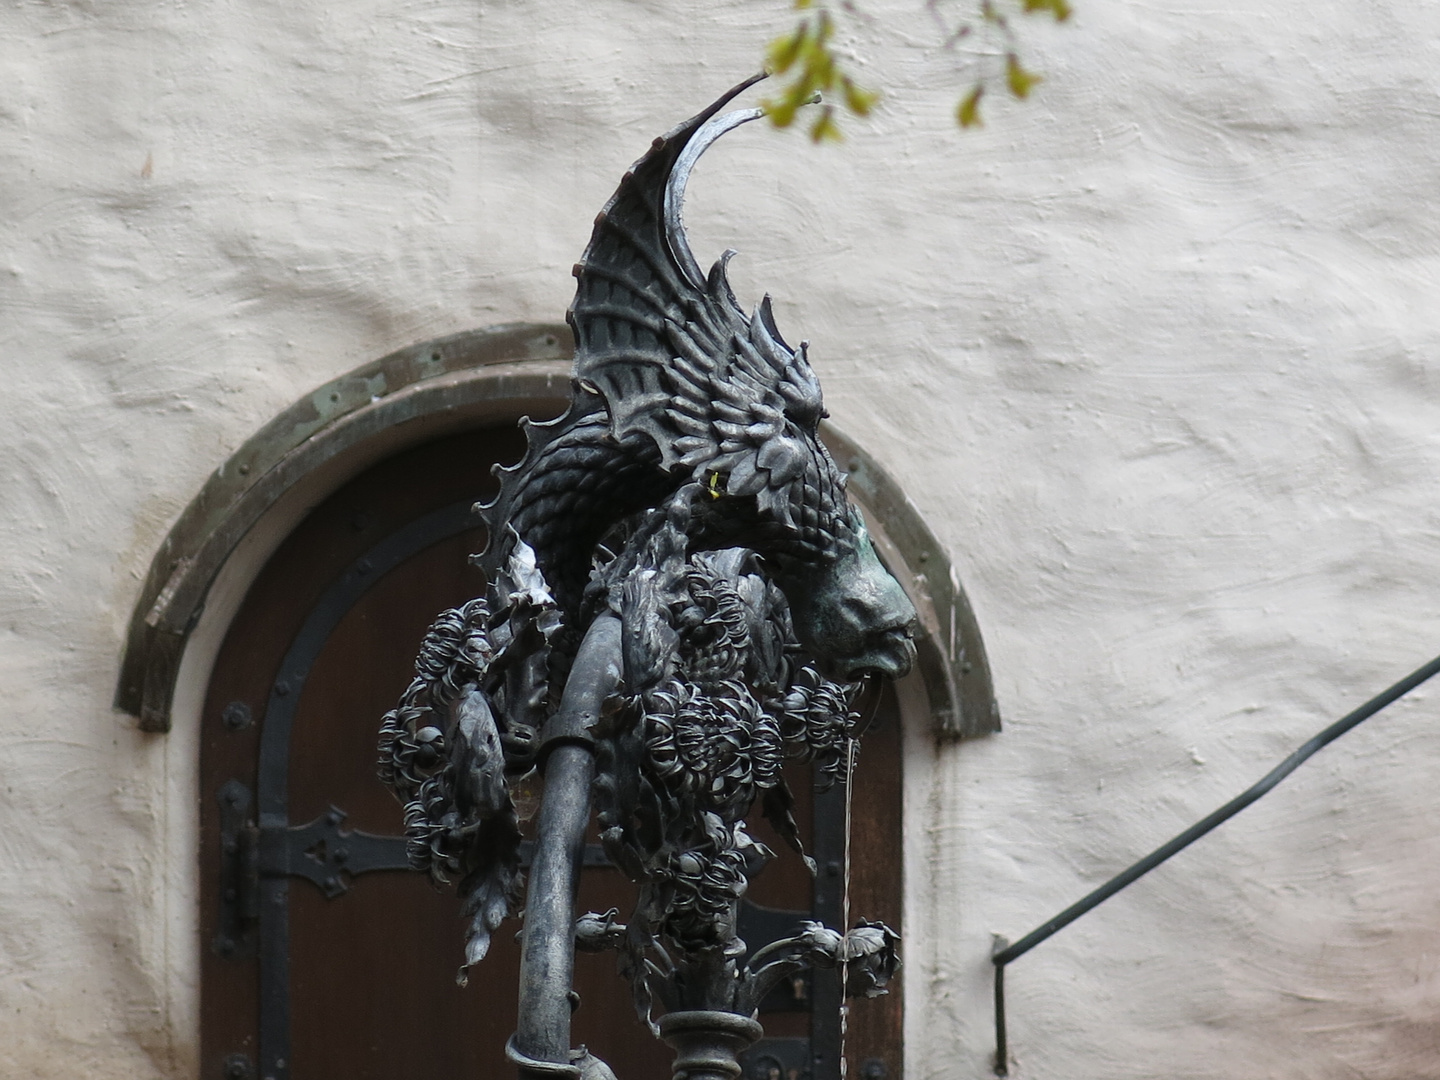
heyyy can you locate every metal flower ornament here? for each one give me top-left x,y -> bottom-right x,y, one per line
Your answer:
379,75 -> 916,1080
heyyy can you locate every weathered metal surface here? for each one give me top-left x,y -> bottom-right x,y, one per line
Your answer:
377,78 -> 918,1080
114,67 -> 998,1080
515,615 -> 624,1064
659,1011 -> 765,1080
214,786 -> 413,953
208,474 -> 688,1066
808,782 -> 847,1080
264,807 -> 410,898
214,779 -> 258,960
248,498 -> 484,1080
736,900 -> 813,1013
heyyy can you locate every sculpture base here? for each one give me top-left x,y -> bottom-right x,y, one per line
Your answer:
658,1011 -> 765,1080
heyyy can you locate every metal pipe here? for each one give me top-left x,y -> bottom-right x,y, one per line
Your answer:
515,614 -> 624,1072
992,959 -> 1007,1076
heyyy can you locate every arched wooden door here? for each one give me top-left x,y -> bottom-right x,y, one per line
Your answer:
199,421 -> 903,1080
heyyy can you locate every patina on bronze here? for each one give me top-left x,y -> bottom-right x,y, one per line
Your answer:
379,75 -> 914,1079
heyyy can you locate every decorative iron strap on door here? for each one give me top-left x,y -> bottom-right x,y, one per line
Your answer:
231,501 -> 475,1080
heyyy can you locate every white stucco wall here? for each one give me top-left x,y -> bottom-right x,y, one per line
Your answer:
4,2 -> 1440,1077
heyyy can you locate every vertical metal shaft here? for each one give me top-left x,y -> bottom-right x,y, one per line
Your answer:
515,743 -> 595,1064
514,614 -> 623,1070
993,962 -> 1007,1076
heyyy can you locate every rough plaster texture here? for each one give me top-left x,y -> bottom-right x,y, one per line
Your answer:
4,2 -> 1440,1077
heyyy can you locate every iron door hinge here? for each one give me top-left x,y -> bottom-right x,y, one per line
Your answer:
214,779 -> 413,958
215,780 -> 260,959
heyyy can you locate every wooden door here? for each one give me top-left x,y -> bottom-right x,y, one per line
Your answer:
200,422 -> 903,1080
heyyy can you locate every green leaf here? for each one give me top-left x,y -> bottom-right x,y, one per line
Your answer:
1006,53 -> 1042,99
957,84 -> 984,128
767,27 -> 806,73
764,94 -> 800,127
764,0 -> 1071,140
841,77 -> 879,117
1023,0 -> 1073,19
809,105 -> 843,143
810,50 -> 838,87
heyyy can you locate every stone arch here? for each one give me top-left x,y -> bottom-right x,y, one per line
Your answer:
117,322 -> 997,739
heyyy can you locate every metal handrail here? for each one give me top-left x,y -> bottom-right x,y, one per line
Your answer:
990,650 -> 1440,1076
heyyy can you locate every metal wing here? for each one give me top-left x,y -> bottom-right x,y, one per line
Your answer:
568,74 -> 827,483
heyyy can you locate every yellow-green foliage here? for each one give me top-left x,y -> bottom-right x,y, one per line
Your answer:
764,0 -> 1070,138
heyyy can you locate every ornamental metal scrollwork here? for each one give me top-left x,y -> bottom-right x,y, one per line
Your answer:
379,74 -> 916,1080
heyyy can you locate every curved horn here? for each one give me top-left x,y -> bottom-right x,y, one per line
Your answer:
568,75 -> 765,365
664,104 -> 765,291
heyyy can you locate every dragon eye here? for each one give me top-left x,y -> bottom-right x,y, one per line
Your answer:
784,397 -> 823,427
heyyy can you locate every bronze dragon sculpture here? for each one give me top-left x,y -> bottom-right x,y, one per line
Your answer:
379,74 -> 916,1078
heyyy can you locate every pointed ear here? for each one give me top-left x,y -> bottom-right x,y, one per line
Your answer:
755,483 -> 798,530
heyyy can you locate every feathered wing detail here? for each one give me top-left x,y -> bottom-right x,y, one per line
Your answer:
472,78 -> 766,597
478,74 -> 843,613
568,74 -> 828,487
567,77 -> 756,458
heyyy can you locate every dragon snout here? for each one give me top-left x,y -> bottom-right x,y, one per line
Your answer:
784,526 -> 920,683
843,621 -> 918,681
